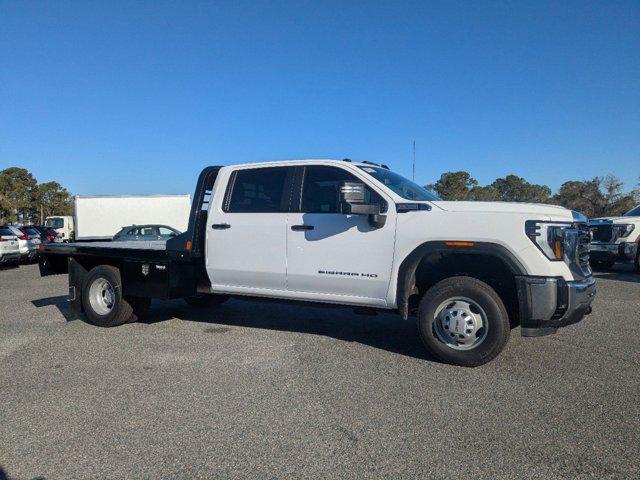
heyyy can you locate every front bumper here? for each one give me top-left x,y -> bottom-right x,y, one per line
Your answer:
589,241 -> 637,262
516,276 -> 596,337
0,252 -> 21,263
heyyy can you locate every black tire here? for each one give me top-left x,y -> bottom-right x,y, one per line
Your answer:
417,276 -> 510,367
82,265 -> 133,327
184,294 -> 229,308
634,245 -> 640,273
126,296 -> 151,322
589,258 -> 616,271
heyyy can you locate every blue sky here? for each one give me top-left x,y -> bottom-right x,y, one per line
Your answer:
1,0 -> 638,195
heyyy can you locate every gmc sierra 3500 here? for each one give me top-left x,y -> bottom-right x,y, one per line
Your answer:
38,159 -> 596,366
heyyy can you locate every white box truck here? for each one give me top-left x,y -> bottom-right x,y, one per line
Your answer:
73,194 -> 191,241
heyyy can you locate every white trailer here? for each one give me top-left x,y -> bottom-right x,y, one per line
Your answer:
74,194 -> 191,241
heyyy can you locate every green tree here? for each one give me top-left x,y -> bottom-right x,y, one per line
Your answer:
427,171 -> 478,200
552,175 -> 636,217
469,185 -> 501,201
601,174 -> 636,216
0,167 -> 38,223
553,179 -> 606,217
35,181 -> 74,224
489,175 -> 551,203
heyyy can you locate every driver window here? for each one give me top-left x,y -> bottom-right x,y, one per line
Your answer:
300,166 -> 383,213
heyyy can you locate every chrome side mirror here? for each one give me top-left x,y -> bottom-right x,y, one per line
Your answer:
339,182 -> 386,228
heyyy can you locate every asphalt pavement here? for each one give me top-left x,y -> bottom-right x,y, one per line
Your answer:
1,263 -> 638,479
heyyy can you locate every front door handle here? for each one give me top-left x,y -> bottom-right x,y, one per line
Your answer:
211,223 -> 231,230
291,224 -> 314,231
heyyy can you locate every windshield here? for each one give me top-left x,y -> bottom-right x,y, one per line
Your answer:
45,218 -> 64,229
357,166 -> 441,201
624,205 -> 640,217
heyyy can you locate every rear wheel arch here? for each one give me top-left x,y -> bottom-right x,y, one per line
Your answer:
396,241 -> 527,320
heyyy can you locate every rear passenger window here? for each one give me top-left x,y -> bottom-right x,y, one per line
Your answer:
0,227 -> 15,236
226,167 -> 290,213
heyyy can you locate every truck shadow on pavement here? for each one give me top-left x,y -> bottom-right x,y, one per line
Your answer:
30,294 -> 438,362
591,264 -> 639,283
31,295 -> 76,321
0,465 -> 45,480
146,299 -> 439,362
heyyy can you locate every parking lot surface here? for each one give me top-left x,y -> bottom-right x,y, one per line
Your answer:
1,263 -> 639,479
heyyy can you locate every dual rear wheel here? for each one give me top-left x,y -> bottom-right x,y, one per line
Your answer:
81,266 -> 509,366
81,265 -> 227,328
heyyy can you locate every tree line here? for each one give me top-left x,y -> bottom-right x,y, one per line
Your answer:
427,171 -> 639,217
1,165 -> 638,225
0,167 -> 73,225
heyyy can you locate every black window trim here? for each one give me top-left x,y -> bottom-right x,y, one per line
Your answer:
291,164 -> 388,214
222,166 -> 296,214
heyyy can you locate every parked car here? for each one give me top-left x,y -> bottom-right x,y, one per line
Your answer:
589,204 -> 640,272
32,226 -> 62,244
113,225 -> 181,241
8,226 -> 41,261
0,225 -> 21,264
39,159 -> 596,367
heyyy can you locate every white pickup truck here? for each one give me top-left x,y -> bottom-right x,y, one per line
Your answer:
38,160 -> 596,366
589,205 -> 640,272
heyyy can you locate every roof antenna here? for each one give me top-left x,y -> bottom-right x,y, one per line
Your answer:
412,140 -> 416,181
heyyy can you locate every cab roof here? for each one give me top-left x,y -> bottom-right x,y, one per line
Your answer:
223,159 -> 390,170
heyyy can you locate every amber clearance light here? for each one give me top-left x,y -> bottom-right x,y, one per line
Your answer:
445,241 -> 474,247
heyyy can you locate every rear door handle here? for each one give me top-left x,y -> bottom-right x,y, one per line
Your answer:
291,225 -> 314,231
211,223 -> 231,230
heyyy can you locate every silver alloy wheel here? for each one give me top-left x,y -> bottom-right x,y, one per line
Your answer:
433,297 -> 489,351
88,277 -> 115,315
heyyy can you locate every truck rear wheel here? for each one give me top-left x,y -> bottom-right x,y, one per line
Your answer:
184,294 -> 229,307
417,276 -> 510,367
82,265 -> 134,327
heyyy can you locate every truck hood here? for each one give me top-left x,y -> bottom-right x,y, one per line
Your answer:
431,201 -> 575,220
590,216 -> 639,224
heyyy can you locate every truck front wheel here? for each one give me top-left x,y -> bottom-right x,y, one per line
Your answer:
82,265 -> 134,327
417,276 -> 510,367
184,294 -> 229,308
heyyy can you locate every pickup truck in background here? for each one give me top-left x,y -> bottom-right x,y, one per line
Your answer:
38,159 -> 596,366
589,205 -> 640,272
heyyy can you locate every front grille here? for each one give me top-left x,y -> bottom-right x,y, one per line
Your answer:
576,223 -> 591,274
590,223 -> 613,242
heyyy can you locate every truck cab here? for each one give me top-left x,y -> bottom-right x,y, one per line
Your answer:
38,160 -> 596,367
45,216 -> 75,242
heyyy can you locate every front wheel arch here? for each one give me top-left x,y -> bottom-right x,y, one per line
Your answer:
396,241 -> 526,320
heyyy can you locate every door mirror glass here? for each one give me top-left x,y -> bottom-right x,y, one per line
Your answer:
339,181 -> 386,228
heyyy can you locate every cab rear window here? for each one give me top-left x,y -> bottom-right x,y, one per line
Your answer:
0,227 -> 15,236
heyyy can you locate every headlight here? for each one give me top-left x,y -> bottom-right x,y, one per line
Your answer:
614,224 -> 635,238
525,221 -> 571,261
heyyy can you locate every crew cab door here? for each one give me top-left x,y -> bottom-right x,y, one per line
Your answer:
286,165 -> 396,306
206,166 -> 294,293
